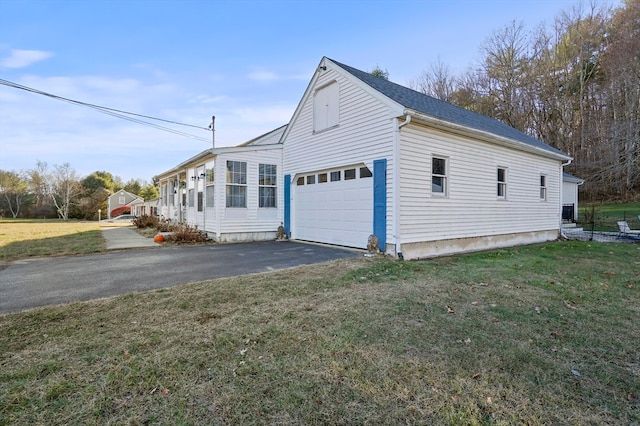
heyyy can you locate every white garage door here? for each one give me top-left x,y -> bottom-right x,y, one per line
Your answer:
293,168 -> 373,249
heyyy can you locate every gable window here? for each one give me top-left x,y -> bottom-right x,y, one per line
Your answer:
431,157 -> 447,195
540,175 -> 547,200
497,168 -> 507,199
226,161 -> 247,208
206,167 -> 215,208
118,196 -> 126,205
259,164 -> 277,208
313,81 -> 339,132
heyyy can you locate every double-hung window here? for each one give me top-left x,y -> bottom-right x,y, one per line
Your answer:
196,166 -> 205,212
206,166 -> 215,208
497,168 -> 508,199
431,157 -> 447,195
226,161 -> 247,208
540,175 -> 547,200
259,164 -> 277,208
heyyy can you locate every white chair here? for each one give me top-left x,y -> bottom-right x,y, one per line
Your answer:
617,221 -> 640,236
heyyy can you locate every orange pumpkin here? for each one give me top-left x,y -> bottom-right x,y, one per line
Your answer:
153,234 -> 165,243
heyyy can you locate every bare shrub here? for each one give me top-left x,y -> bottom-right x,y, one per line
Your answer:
166,223 -> 209,244
132,214 -> 159,229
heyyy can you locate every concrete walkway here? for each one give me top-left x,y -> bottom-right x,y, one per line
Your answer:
101,225 -> 160,250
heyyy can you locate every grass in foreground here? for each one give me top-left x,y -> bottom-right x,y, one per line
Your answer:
0,219 -> 105,262
1,241 -> 638,425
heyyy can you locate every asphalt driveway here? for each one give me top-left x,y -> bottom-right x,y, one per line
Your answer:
0,241 -> 360,315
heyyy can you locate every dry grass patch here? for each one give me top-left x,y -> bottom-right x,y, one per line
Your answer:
0,219 -> 104,262
1,241 -> 639,425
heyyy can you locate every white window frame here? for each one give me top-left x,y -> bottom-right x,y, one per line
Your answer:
497,167 -> 508,199
313,81 -> 339,132
226,161 -> 247,208
206,166 -> 215,208
258,164 -> 277,208
540,175 -> 547,201
431,156 -> 448,196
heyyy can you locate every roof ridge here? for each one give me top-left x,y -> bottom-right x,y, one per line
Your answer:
327,57 -> 568,158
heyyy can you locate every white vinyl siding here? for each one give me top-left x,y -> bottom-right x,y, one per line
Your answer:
206,147 -> 283,239
284,66 -> 396,248
399,123 -> 561,243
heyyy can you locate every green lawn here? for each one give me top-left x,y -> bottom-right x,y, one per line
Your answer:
1,240 -> 638,425
578,202 -> 640,231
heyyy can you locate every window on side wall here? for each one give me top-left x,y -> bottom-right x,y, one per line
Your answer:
313,81 -> 339,132
259,164 -> 277,208
206,166 -> 215,208
431,157 -> 447,195
188,189 -> 194,207
497,168 -> 507,199
540,175 -> 547,200
226,161 -> 247,208
197,166 -> 205,212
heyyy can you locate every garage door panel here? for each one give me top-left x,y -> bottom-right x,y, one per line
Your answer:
293,173 -> 373,249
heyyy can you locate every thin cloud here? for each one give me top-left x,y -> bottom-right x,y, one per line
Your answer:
247,70 -> 280,81
1,49 -> 54,68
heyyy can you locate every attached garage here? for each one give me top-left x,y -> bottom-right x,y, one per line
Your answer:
292,165 -> 373,249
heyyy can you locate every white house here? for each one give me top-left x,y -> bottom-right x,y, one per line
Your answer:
156,57 -> 573,259
155,126 -> 285,242
562,173 -> 584,222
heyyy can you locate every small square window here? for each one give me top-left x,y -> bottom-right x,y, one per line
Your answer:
344,169 -> 356,180
330,171 -> 341,182
360,167 -> 372,178
307,175 -> 316,184
318,173 -> 328,183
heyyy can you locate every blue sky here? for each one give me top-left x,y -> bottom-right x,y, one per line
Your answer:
0,0 -> 607,183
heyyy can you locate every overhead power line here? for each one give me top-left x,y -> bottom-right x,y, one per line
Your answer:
0,78 -> 212,143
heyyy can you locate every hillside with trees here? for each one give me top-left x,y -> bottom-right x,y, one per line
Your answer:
411,0 -> 638,201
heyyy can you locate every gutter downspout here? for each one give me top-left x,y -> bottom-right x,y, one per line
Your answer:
560,158 -> 572,239
394,114 -> 412,259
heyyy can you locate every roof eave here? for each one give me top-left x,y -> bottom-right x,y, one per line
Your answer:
404,109 -> 572,162
154,144 -> 283,180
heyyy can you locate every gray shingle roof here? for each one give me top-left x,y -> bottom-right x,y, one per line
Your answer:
330,58 -> 569,158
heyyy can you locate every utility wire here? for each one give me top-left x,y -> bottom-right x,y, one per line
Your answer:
0,78 -> 212,143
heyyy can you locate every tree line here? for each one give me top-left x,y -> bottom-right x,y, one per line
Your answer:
410,0 -> 638,201
0,162 -> 158,220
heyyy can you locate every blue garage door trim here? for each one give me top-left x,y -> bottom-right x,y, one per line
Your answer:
284,174 -> 291,237
373,159 -> 387,251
